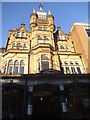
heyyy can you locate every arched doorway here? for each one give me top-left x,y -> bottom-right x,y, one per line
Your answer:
32,84 -> 60,120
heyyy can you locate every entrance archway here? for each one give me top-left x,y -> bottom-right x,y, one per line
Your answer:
32,84 -> 60,119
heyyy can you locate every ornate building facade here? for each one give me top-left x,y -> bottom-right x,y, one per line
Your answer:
1,5 -> 89,76
1,5 -> 90,120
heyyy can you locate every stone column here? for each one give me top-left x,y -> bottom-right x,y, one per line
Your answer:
27,86 -> 33,119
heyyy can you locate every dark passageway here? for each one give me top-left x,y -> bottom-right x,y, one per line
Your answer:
32,84 -> 60,120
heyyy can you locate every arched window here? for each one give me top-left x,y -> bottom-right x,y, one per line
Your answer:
41,55 -> 49,71
20,60 -> 25,74
8,60 -> 14,74
14,60 -> 19,74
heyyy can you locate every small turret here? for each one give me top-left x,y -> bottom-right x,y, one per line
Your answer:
30,8 -> 37,31
48,9 -> 55,31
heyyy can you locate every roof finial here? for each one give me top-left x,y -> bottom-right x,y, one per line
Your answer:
39,4 -> 43,11
33,8 -> 36,13
49,9 -> 51,15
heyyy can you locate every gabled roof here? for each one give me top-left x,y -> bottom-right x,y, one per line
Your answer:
5,23 -> 30,50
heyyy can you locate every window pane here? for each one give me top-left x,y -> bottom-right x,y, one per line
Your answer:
9,60 -> 13,65
77,67 -> 81,74
15,61 -> 19,65
17,32 -> 21,37
22,32 -> 26,37
14,66 -> 19,74
8,66 -> 13,74
37,61 -> 40,73
66,67 -> 70,74
20,66 -> 24,74
17,43 -> 22,47
41,61 -> 49,71
71,67 -> 76,74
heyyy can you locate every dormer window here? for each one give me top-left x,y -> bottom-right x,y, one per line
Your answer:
58,35 -> 65,40
22,32 -> 26,38
61,35 -> 65,40
17,32 -> 21,37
